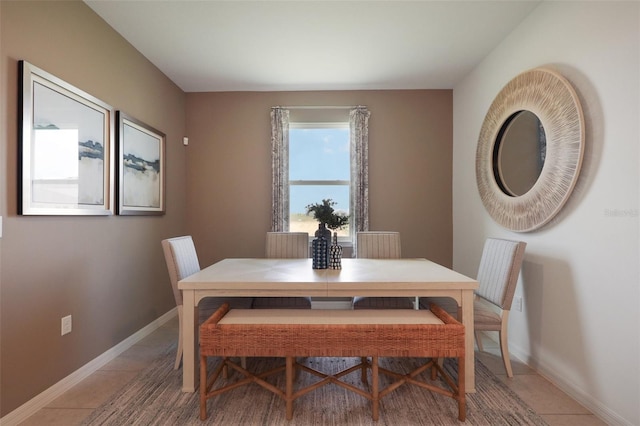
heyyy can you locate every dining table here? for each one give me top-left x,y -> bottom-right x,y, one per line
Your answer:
178,257 -> 479,393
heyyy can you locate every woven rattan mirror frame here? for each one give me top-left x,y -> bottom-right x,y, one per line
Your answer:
476,68 -> 585,232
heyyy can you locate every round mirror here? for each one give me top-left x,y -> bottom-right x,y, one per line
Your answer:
493,110 -> 546,197
476,68 -> 584,232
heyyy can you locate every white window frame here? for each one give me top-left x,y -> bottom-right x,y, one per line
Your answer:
289,122 -> 351,244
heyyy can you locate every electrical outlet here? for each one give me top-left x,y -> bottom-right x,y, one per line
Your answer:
513,296 -> 523,312
61,315 -> 72,336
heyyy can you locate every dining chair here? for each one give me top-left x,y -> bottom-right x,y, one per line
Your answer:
161,236 -> 254,369
420,237 -> 527,377
251,232 -> 312,309
352,231 -> 415,309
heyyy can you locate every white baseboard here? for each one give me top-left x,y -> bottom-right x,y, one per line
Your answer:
0,308 -> 178,426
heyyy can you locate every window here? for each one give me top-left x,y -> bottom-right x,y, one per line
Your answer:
271,106 -> 370,244
289,123 -> 350,238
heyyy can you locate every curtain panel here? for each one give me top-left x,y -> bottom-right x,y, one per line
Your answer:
350,106 -> 370,235
271,107 -> 290,232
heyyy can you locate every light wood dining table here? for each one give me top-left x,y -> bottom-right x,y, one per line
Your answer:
178,258 -> 479,393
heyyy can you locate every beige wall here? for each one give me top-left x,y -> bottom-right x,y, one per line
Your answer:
185,91 -> 453,267
0,1 -> 187,415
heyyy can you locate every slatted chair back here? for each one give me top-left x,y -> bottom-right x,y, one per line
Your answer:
353,232 -> 413,309
356,231 -> 401,259
266,232 -> 309,258
475,238 -> 527,310
255,232 -> 312,309
162,236 -> 201,307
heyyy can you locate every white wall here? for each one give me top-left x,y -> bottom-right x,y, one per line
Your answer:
453,2 -> 639,425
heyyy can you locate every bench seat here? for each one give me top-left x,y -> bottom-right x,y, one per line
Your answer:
199,303 -> 465,422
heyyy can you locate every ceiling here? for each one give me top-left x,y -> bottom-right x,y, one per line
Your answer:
85,1 -> 540,93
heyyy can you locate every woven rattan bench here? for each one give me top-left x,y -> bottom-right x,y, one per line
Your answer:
199,302 -> 466,422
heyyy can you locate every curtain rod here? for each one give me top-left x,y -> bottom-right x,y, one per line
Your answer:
271,105 -> 366,110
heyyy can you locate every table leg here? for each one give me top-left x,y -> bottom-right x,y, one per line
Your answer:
460,290 -> 475,392
182,290 -> 196,392
286,356 -> 294,420
372,355 -> 379,421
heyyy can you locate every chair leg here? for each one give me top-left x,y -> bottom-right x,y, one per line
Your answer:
458,355 -> 466,422
475,331 -> 484,352
499,326 -> 513,378
175,307 -> 184,370
199,355 -> 208,420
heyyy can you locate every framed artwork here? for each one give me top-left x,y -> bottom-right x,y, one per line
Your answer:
116,112 -> 165,215
19,61 -> 114,215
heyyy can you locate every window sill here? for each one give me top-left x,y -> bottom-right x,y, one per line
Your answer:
307,240 -> 353,247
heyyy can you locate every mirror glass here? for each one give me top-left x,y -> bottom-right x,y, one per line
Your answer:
492,110 -> 546,196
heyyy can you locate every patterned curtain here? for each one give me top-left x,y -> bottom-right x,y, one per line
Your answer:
350,106 -> 370,235
271,107 -> 290,232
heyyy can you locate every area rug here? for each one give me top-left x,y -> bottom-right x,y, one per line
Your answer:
82,345 -> 547,425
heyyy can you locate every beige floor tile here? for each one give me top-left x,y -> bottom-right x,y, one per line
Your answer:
476,330 -> 500,347
475,332 -> 535,376
100,317 -> 177,371
136,325 -> 178,348
159,316 -> 179,330
500,374 -> 591,415
476,348 -> 535,376
17,408 -> 92,426
101,342 -> 173,371
542,414 -> 608,426
46,370 -> 138,409
100,351 -> 157,372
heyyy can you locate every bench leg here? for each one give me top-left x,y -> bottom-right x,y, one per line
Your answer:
200,355 -> 208,420
431,358 -> 438,381
372,355 -> 379,421
286,356 -> 294,420
360,356 -> 368,384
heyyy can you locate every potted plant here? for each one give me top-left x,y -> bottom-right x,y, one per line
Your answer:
305,198 -> 349,236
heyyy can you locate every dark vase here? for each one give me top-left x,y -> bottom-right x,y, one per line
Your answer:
312,234 -> 328,269
329,232 -> 342,269
315,222 -> 332,241
313,223 -> 331,267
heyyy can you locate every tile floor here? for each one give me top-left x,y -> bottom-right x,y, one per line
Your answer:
18,317 -> 606,426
